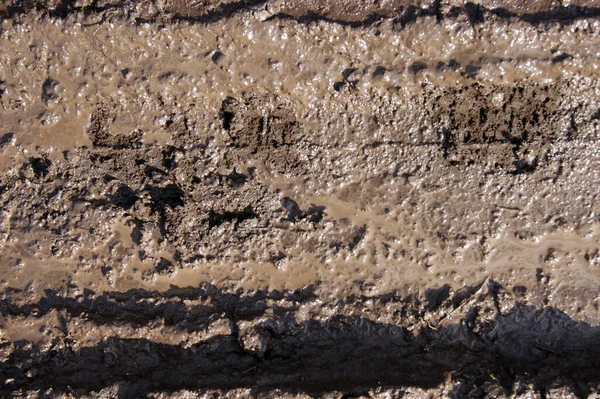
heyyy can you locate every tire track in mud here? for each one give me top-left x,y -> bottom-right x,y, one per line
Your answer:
3,0 -> 600,26
1,282 -> 600,397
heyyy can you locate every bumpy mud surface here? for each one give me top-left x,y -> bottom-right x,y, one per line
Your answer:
1,0 -> 600,398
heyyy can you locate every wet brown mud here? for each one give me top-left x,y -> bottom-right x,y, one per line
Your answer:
1,0 -> 600,397
2,283 -> 600,398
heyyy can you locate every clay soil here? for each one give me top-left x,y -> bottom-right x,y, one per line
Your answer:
1,0 -> 600,398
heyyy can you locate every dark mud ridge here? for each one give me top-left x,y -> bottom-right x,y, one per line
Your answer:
3,0 -> 600,25
2,281 -> 600,398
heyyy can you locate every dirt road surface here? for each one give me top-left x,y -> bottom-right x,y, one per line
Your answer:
1,0 -> 600,397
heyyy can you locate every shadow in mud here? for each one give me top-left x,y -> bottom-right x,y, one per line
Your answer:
4,0 -> 600,27
2,0 -> 271,21
268,3 -> 600,28
0,285 -> 317,332
170,0 -> 270,23
1,284 -> 600,397
473,3 -> 600,25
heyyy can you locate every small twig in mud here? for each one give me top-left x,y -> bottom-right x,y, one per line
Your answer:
242,363 -> 261,374
244,357 -> 285,374
535,339 -> 564,356
49,336 -> 70,352
497,205 -> 522,212
49,311 -> 77,351
57,311 -> 69,336
432,298 -> 470,328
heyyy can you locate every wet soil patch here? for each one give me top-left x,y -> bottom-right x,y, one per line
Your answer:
1,282 -> 599,397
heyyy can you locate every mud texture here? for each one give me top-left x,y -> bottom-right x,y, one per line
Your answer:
1,0 -> 600,398
2,283 -> 600,398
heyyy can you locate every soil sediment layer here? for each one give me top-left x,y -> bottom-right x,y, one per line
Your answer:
1,0 -> 600,397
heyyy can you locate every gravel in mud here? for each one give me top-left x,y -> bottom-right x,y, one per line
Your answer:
1,1 -> 600,398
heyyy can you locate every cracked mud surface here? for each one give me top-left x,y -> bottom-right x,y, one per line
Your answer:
1,0 -> 600,398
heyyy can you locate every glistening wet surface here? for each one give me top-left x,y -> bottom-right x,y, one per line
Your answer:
1,1 -> 600,398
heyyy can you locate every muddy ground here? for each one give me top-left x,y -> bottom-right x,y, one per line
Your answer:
1,0 -> 600,398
